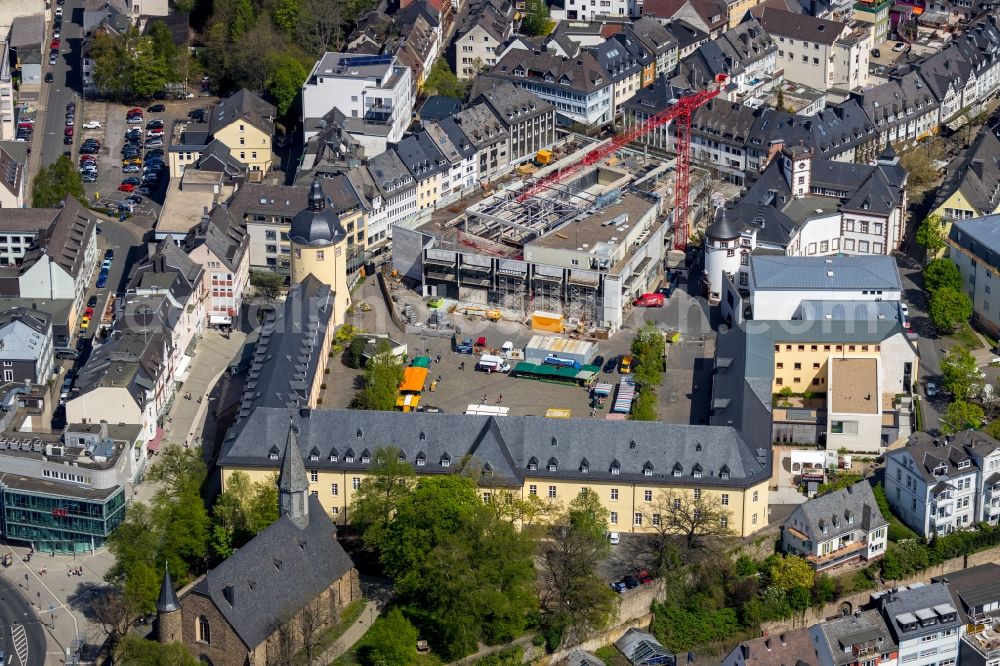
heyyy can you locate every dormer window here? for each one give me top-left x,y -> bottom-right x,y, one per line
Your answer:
580,463 -> 589,473
416,452 -> 426,466
629,440 -> 637,450
958,460 -> 970,469
273,558 -> 282,571
548,458 -> 558,472
672,463 -> 683,477
361,452 -> 371,464
345,451 -> 355,463
397,453 -> 406,463
528,457 -> 538,471
611,460 -> 621,475
934,464 -> 947,476
329,453 -> 338,462
268,446 -> 280,461
514,66 -> 526,77
441,454 -> 451,467
356,429 -> 363,438
551,437 -> 557,446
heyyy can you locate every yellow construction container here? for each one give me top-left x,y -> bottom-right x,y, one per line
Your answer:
545,408 -> 572,418
399,366 -> 429,393
531,310 -> 563,333
535,149 -> 554,166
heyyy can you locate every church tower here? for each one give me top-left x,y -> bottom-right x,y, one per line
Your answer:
279,418 -> 310,529
289,178 -> 350,326
156,564 -> 182,644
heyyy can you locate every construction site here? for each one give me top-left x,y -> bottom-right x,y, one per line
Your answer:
391,76 -> 729,336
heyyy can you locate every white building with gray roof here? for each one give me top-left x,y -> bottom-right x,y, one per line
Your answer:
474,80 -> 556,164
810,609 -> 897,666
781,480 -> 888,571
0,307 -> 53,384
885,430 -> 1000,538
873,582 -> 961,666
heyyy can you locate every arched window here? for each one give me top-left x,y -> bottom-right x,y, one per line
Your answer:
197,615 -> 211,645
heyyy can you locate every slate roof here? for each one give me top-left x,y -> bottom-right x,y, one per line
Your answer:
665,19 -> 709,50
188,494 -> 353,649
220,409 -> 769,490
231,275 -> 334,418
394,132 -> 449,182
626,17 -> 679,57
813,610 -> 896,666
156,565 -> 180,613
934,129 -> 1000,217
680,19 -> 775,86
0,309 -> 51,362
886,430 -> 1000,484
424,117 -> 478,163
932,562 -> 1000,622
643,0 -> 727,33
876,582 -> 960,642
727,626 -> 817,664
474,81 -> 554,127
949,214 -> 1000,268
18,198 -> 97,280
227,183 -> 307,220
750,5 -> 844,44
208,89 -> 276,138
490,50 -> 612,94
784,480 -> 887,543
418,96 -> 462,122
195,140 -> 246,179
366,149 -> 416,197
184,204 -> 248,273
128,240 -> 203,296
749,255 -> 902,291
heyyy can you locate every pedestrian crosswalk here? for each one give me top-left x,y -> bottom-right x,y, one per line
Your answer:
10,623 -> 28,665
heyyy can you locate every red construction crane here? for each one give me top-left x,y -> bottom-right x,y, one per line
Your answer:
516,74 -> 728,251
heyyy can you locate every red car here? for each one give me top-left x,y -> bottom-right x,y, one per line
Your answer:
79,155 -> 96,163
127,107 -> 143,116
118,183 -> 135,192
50,39 -> 60,49
64,127 -> 74,137
633,293 -> 665,308
84,307 -> 94,317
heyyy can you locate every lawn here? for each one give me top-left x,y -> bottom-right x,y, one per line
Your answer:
594,646 -> 630,665
294,600 -> 365,666
330,614 -> 443,666
948,322 -> 985,350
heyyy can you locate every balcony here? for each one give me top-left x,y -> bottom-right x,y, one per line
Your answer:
806,540 -> 867,571
963,625 -> 1000,661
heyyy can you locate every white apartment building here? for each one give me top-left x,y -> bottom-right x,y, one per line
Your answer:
302,52 -> 414,157
876,583 -> 962,666
885,431 -> 1000,538
0,46 -> 13,141
948,216 -> 1000,338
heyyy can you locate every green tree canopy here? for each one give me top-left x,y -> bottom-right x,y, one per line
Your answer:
928,286 -> 973,332
362,609 -> 419,666
915,214 -> 946,254
520,0 -> 551,36
923,258 -> 963,294
423,58 -> 466,99
250,271 -> 284,299
114,633 -> 200,665
267,52 -> 309,117
91,27 -> 170,100
32,155 -> 84,207
767,555 -> 814,591
352,340 -> 404,411
369,475 -> 537,660
941,400 -> 985,433
941,346 -> 984,402
350,446 -> 416,548
211,470 -> 279,558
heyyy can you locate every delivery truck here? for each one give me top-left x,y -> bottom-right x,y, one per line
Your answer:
477,354 -> 511,373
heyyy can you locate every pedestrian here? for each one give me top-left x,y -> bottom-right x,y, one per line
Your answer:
436,354 -> 441,363
481,394 -> 487,404
459,361 -> 465,370
497,394 -> 502,404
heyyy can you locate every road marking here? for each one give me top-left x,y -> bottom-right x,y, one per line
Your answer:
10,623 -> 27,666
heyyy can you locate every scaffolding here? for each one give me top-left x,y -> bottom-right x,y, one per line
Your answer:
494,271 -> 528,315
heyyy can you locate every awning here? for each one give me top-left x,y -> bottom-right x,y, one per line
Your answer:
146,426 -> 164,453
592,383 -> 613,396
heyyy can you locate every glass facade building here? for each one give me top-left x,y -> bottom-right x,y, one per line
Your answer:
1,480 -> 126,554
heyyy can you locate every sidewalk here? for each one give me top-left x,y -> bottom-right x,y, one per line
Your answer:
1,542 -> 117,665
316,600 -> 380,663
135,328 -> 245,505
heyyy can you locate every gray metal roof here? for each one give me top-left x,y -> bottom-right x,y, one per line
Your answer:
220,409 -> 768,489
886,430 -> 999,484
613,628 -> 673,665
813,610 -> 896,666
951,214 -> 1000,268
749,255 -> 902,291
795,300 -> 903,322
877,582 -> 961,642
189,494 -> 354,649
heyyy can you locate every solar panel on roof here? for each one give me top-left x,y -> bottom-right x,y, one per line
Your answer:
338,55 -> 394,68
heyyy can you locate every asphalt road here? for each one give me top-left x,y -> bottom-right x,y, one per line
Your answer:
39,0 -> 84,169
0,574 -> 46,666
896,252 -> 942,431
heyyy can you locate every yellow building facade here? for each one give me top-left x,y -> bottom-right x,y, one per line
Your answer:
218,410 -> 773,538
212,122 -> 273,173
772,339 -> 888,393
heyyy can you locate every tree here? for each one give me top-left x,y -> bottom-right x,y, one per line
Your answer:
90,27 -> 170,100
32,155 -> 84,207
490,489 -> 559,531
250,271 -> 284,299
91,586 -> 135,646
212,470 -> 279,557
941,346 -> 984,402
423,58 -> 465,99
351,446 -> 416,547
147,446 -> 206,499
915,214 -> 946,255
348,336 -> 367,368
520,0 -> 551,36
363,609 -> 418,666
104,503 -> 162,618
114,634 -> 200,665
647,489 -> 733,550
941,400 -> 985,433
923,258 -> 963,294
372,476 -> 537,660
929,286 -> 973,332
298,0 -> 347,53
147,21 -> 180,80
352,340 -> 404,411
631,322 -> 664,388
630,388 -> 658,421
268,53 -> 308,116
539,489 -> 620,648
767,555 -> 814,591
900,141 -> 944,188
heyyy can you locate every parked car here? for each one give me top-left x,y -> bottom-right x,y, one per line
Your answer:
146,148 -> 164,158
63,135 -> 73,145
187,108 -> 205,121
146,119 -> 164,129
893,41 -> 908,52
82,173 -> 97,183
96,272 -> 108,288
122,165 -> 141,173
636,570 -> 653,584
609,581 -> 627,594
118,183 -> 135,193
603,356 -> 618,373
121,177 -> 140,186
137,186 -> 153,196
622,575 -> 640,590
592,355 -> 605,371
88,295 -> 98,307
607,531 -> 620,545
55,348 -> 78,360
44,72 -> 53,83
145,138 -> 163,148
55,7 -> 62,17
50,39 -> 60,49
619,355 -> 634,374
65,117 -> 74,127
105,249 -> 114,260
633,293 -> 664,307
79,317 -> 90,331
148,103 -> 166,113
81,121 -> 102,129
101,259 -> 112,270
146,128 -> 164,138
926,382 -> 938,397
49,53 -> 57,65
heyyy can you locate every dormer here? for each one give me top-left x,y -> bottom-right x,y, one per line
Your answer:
440,452 -> 451,467
328,447 -> 338,462
580,458 -> 590,473
345,448 -> 355,463
528,456 -> 538,471
268,445 -> 280,461
610,459 -> 621,475
416,451 -> 426,466
309,447 -> 320,462
547,457 -> 558,472
672,462 -> 683,477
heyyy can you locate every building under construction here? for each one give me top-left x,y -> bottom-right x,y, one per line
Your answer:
392,155 -> 673,333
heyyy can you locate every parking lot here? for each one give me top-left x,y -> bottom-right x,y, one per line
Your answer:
322,278 -> 715,422
76,97 -> 212,222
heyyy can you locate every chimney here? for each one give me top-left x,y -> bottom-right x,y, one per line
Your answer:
972,159 -> 985,180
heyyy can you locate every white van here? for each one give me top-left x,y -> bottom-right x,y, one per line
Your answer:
477,354 -> 511,373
